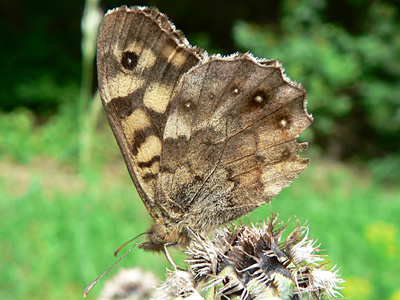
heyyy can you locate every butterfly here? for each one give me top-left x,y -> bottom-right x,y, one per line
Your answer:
97,6 -> 313,252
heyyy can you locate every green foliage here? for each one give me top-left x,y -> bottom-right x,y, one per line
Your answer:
369,153 -> 400,184
0,101 -> 79,164
232,0 -> 400,182
0,97 -> 116,169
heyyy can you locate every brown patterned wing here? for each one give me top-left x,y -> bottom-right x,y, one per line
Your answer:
158,55 -> 313,230
97,6 -> 203,220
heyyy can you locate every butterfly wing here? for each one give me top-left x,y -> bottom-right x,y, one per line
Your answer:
158,55 -> 313,230
97,6 -> 203,220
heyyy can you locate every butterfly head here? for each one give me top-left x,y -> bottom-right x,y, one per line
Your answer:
139,222 -> 190,252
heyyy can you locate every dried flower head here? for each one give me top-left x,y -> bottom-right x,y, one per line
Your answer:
98,267 -> 159,300
161,214 -> 343,300
154,269 -> 204,300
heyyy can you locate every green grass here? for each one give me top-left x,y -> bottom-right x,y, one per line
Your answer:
1,112 -> 399,300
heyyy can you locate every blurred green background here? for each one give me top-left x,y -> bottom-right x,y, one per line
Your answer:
1,0 -> 399,299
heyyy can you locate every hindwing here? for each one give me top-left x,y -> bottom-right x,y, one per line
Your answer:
158,56 -> 312,230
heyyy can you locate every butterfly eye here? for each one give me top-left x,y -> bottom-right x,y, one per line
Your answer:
121,51 -> 138,70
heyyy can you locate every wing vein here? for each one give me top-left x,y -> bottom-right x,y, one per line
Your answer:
210,59 -> 246,112
185,119 -> 230,207
223,137 -> 299,166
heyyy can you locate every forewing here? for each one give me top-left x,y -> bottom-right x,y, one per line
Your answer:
158,55 -> 313,229
97,6 -> 203,219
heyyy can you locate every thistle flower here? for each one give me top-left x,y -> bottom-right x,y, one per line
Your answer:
159,214 -> 344,300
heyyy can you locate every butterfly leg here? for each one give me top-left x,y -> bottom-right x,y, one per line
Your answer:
164,243 -> 178,272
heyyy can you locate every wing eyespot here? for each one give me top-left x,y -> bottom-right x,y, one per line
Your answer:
121,51 -> 138,70
274,111 -> 292,130
251,90 -> 271,105
182,98 -> 195,110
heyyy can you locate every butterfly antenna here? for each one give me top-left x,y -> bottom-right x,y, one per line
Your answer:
83,235 -> 146,297
113,232 -> 148,257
